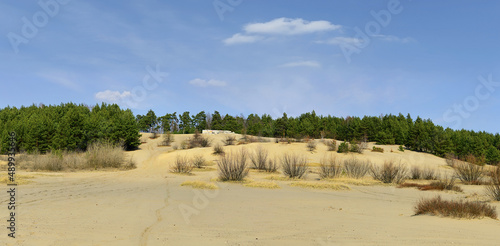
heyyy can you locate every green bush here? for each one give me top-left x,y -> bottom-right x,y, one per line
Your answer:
337,142 -> 349,153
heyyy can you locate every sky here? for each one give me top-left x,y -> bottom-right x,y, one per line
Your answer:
1,0 -> 499,134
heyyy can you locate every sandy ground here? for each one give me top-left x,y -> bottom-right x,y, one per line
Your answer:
0,133 -> 499,245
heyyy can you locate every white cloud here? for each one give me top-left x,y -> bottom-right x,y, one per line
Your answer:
279,61 -> 321,68
189,78 -> 227,87
318,37 -> 364,46
95,90 -> 132,102
244,18 -> 341,35
223,33 -> 263,45
372,34 -> 414,43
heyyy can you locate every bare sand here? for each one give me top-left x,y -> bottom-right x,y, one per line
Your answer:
1,134 -> 498,245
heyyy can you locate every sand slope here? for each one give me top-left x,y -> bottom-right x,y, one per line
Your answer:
1,134 -> 498,245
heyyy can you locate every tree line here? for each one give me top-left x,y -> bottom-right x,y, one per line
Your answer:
137,110 -> 500,165
0,103 -> 141,154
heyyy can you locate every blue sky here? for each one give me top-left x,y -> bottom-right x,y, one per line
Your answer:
1,0 -> 499,134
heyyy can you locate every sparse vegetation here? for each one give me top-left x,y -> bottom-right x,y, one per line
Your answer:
170,155 -> 193,174
324,140 -> 337,151
188,130 -> 211,148
159,132 -> 174,146
223,136 -> 236,146
307,141 -> 317,152
410,166 -> 422,180
181,180 -> 218,190
281,153 -> 308,179
217,150 -> 249,181
250,146 -> 277,172
337,142 -> 349,153
422,167 -> 440,180
414,196 -> 497,219
486,166 -> 500,201
350,143 -> 362,153
372,146 -> 384,153
86,141 -> 126,169
319,155 -> 342,179
398,145 -> 405,152
370,160 -> 408,184
454,160 -> 484,185
400,176 -> 462,192
343,158 -> 370,179
289,182 -> 350,190
212,144 -> 225,156
192,154 -> 206,169
243,181 -> 280,189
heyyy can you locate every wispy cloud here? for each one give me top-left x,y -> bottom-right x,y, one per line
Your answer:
279,61 -> 321,68
223,33 -> 263,45
372,34 -> 415,43
317,37 -> 364,46
38,72 -> 81,91
189,78 -> 227,87
244,18 -> 341,35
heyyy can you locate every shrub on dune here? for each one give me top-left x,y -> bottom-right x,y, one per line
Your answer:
370,160 -> 408,184
217,150 -> 249,181
414,196 -> 497,219
343,158 -> 370,179
281,153 -> 308,179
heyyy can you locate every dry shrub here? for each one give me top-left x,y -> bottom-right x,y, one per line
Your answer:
189,131 -> 211,148
400,176 -> 462,192
370,160 -> 408,184
159,132 -> 174,146
445,153 -> 459,167
414,196 -> 497,219
319,155 -> 342,179
422,167 -> 440,180
217,149 -> 249,181
212,144 -> 225,155
170,155 -> 193,174
486,166 -> 500,201
250,146 -> 277,172
324,140 -> 337,151
87,141 -> 124,169
343,158 -> 370,179
410,166 -> 422,180
223,136 -> 236,146
454,161 -> 484,185
372,146 -> 384,153
281,153 -> 308,179
307,141 -> 317,152
30,151 -> 64,171
192,154 -> 206,169
350,143 -> 362,154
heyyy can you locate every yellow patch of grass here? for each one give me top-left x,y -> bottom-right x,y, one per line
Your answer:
265,175 -> 300,181
307,162 -> 322,167
324,177 -> 382,186
192,167 -> 217,172
0,173 -> 35,185
289,181 -> 350,190
181,180 -> 218,190
244,181 -> 280,189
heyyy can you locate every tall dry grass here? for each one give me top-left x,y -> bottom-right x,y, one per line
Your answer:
87,141 -> 124,169
414,196 -> 497,219
281,153 -> 308,179
217,150 -> 249,181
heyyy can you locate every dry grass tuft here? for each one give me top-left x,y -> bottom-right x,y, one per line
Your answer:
243,181 -> 280,189
181,180 -> 218,190
192,154 -> 206,169
325,177 -> 382,186
281,153 -> 308,179
265,175 -> 298,181
414,196 -> 497,219
343,158 -> 370,179
217,149 -> 249,181
319,155 -> 342,179
170,155 -> 193,174
370,160 -> 408,184
454,161 -> 484,185
212,144 -> 225,156
399,176 -> 462,192
486,166 -> 500,201
289,181 -> 350,190
0,173 -> 35,185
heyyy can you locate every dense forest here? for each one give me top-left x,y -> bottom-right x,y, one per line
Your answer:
1,104 -> 499,165
0,103 -> 140,153
137,109 -> 500,165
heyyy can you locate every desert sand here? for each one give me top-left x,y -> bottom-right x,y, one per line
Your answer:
1,133 -> 498,245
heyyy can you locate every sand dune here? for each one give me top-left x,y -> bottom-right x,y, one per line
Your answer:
1,133 -> 498,245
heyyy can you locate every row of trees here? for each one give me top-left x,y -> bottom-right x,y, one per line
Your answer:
137,110 -> 500,165
0,103 -> 141,154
